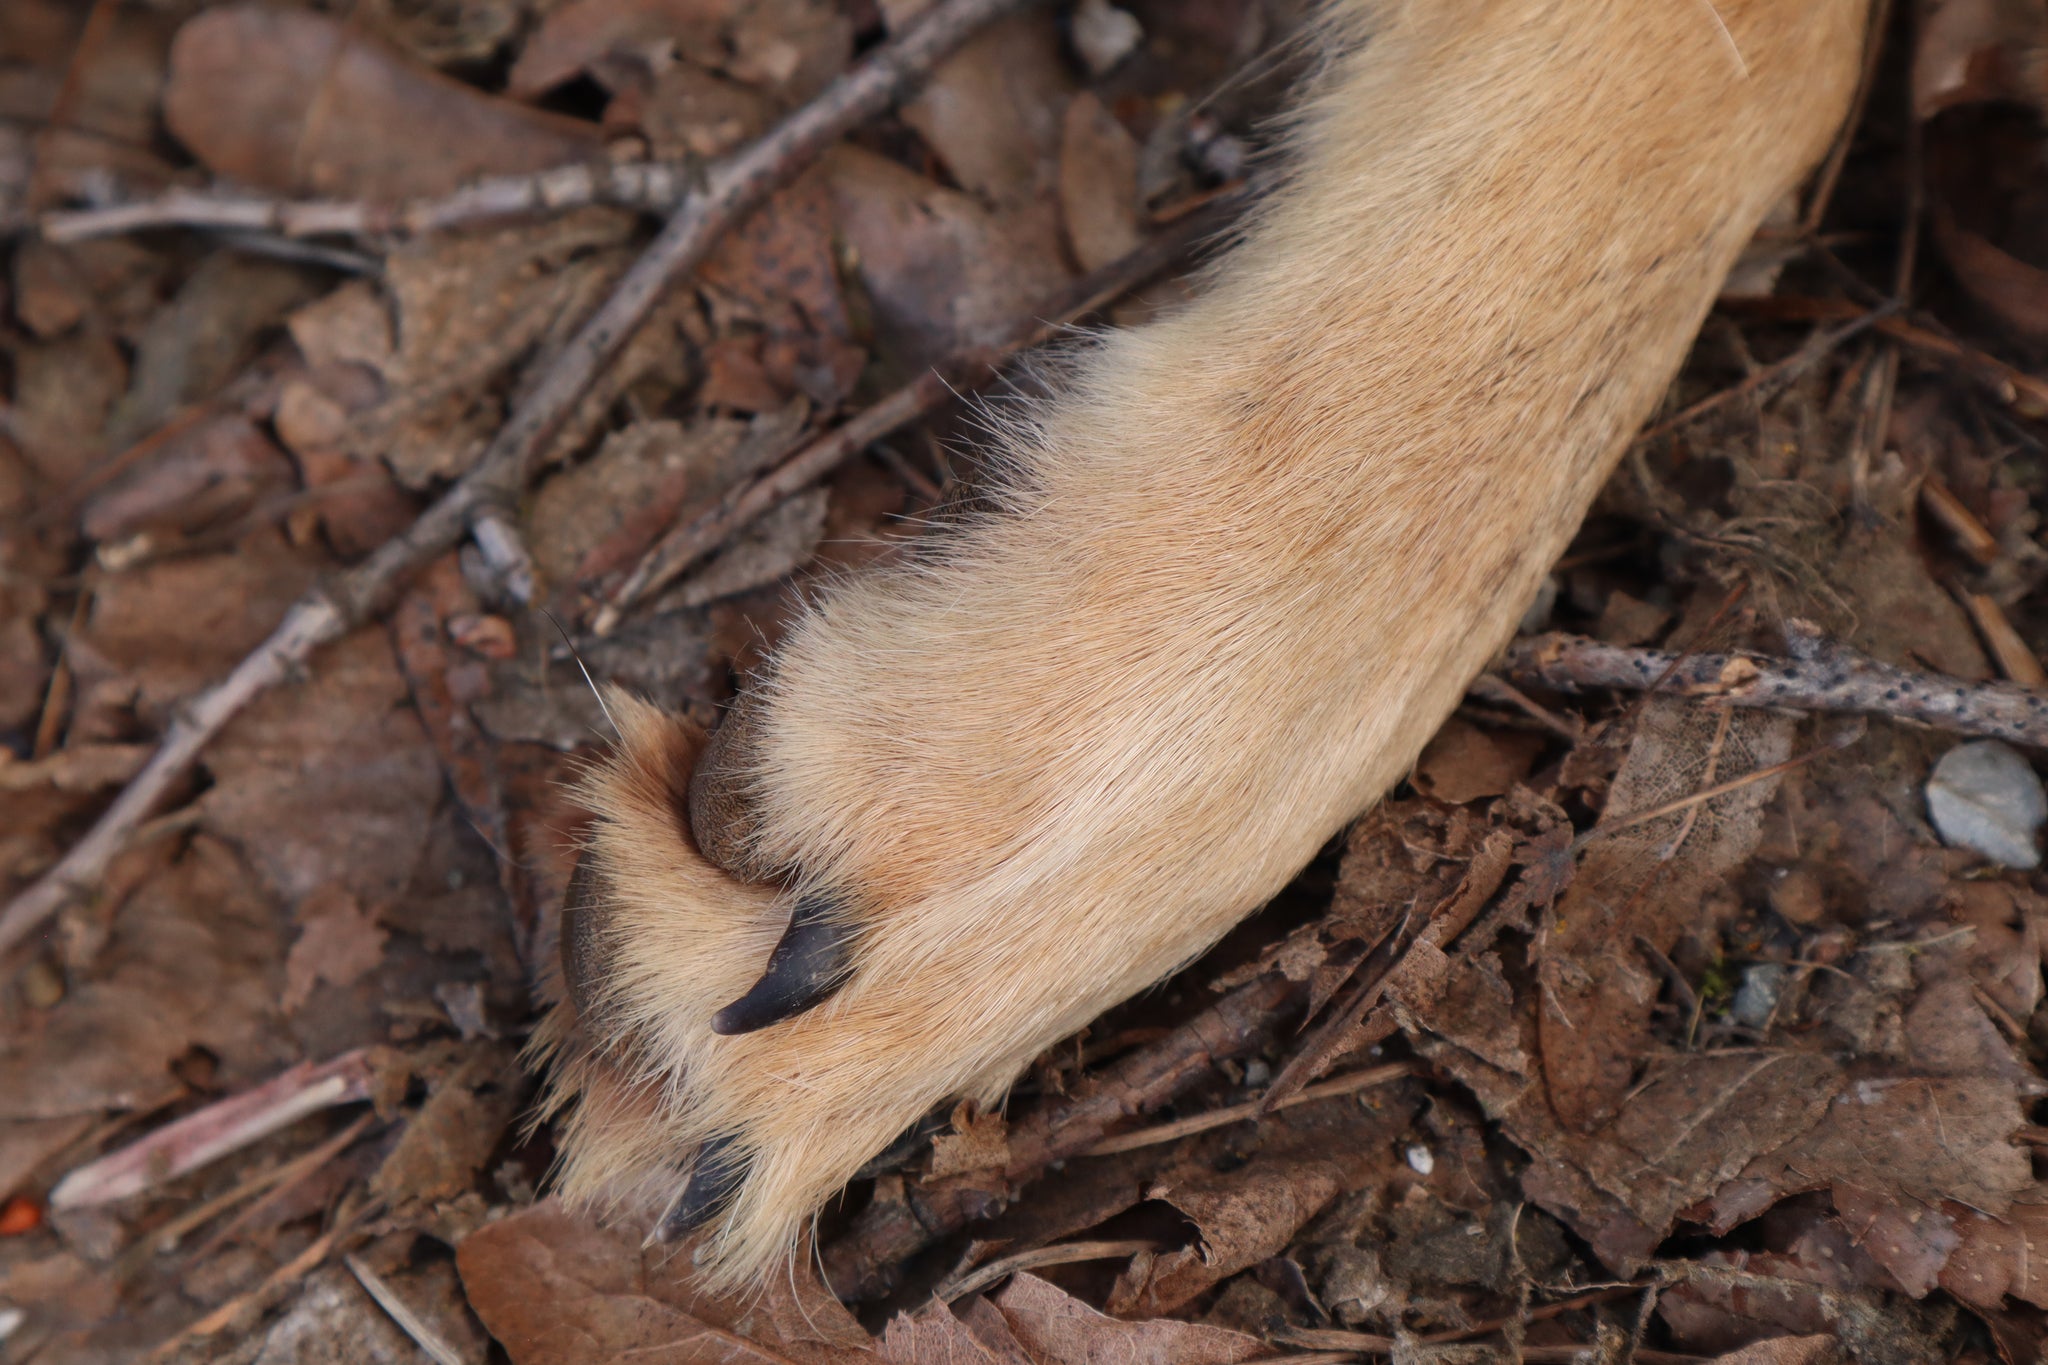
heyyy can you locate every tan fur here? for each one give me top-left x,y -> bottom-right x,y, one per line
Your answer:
538,0 -> 1871,1289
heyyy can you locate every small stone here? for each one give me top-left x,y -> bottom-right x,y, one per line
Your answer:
1926,739 -> 2047,870
18,958 -> 63,1009
1404,1144 -> 1434,1175
1730,962 -> 1787,1029
1071,0 -> 1142,76
1766,863 -> 1827,926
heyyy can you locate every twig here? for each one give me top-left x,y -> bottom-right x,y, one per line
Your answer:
182,1120 -> 375,1270
43,161 -> 710,244
346,1253 -> 471,1365
590,196 -> 1241,632
1503,624 -> 2048,748
937,1238 -> 1161,1303
0,0 -> 1038,958
1800,0 -> 1892,233
152,1196 -> 381,1357
468,504 -> 537,606
1631,303 -> 1894,445
1079,1063 -> 1412,1157
1723,293 -> 2048,416
1959,590 -> 2048,687
125,1112 -> 376,1266
1591,733 -> 1851,844
820,971 -> 1304,1300
1275,1284 -> 1647,1353
49,1049 -> 377,1209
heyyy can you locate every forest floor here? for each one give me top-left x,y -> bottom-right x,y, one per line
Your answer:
6,0 -> 2048,1361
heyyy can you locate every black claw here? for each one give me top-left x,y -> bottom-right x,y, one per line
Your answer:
559,853 -> 611,1021
710,893 -> 855,1036
654,1134 -> 747,1243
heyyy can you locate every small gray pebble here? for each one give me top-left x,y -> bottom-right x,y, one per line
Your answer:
1731,962 -> 1787,1030
1926,739 -> 2047,870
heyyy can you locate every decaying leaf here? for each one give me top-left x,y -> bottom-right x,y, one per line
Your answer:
201,627 -> 444,909
458,1199 -> 872,1365
165,4 -> 604,199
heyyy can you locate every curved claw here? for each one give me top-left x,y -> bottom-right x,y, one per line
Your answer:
686,699 -> 777,883
653,1134 -> 747,1243
558,853 -> 611,1021
710,893 -> 855,1035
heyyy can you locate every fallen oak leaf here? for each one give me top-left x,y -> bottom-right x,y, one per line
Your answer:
164,4 -> 604,200
990,1271 -> 1268,1365
280,887 -> 389,1014
509,0 -> 735,97
457,1198 -> 870,1365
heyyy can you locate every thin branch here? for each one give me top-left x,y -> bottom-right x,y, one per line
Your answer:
345,1253 -> 469,1365
1503,623 -> 2048,748
49,1049 -> 377,1209
820,972 -> 1305,1300
1079,1062 -> 1413,1157
589,196 -> 1242,632
1631,302 -> 1895,446
1723,293 -> 2048,416
41,161 -> 711,244
0,0 -> 1040,958
937,1238 -> 1162,1303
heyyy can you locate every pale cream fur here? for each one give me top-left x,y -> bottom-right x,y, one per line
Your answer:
538,0 -> 1871,1289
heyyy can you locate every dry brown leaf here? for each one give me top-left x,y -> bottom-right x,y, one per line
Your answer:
373,211 -> 637,486
880,1300 -> 1012,1364
1941,1196 -> 2048,1310
0,613 -> 46,737
71,529 -> 325,726
1707,1337 -> 1840,1365
106,253 -> 320,449
1057,93 -> 1142,272
201,626 -> 444,909
698,173 -> 865,409
1914,0 -> 2048,115
1412,719 -> 1544,805
507,0 -> 734,97
371,1042 -> 526,1210
531,417 -> 749,588
658,486 -> 828,608
991,1271 -> 1268,1365
281,886 -> 390,1014
0,836 -> 289,1121
1110,1163 -> 1343,1316
1724,1073 -> 2028,1253
899,13 -> 1069,210
80,412 -> 297,546
826,146 -> 1071,371
929,1103 -> 1013,1180
725,0 -> 855,101
240,1263 -> 423,1365
1540,700 -> 1794,1133
4,5 -> 181,210
457,1198 -> 872,1364
0,743 -> 151,873
7,331 -> 129,484
166,5 -> 604,199
1098,1084 -> 1416,1317
1593,589 -> 1672,646
644,63 -> 780,160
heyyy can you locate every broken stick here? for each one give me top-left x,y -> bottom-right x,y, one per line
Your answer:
1501,622 -> 2048,748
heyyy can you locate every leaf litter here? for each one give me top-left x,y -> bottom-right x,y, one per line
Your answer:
6,0 -> 2048,1362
